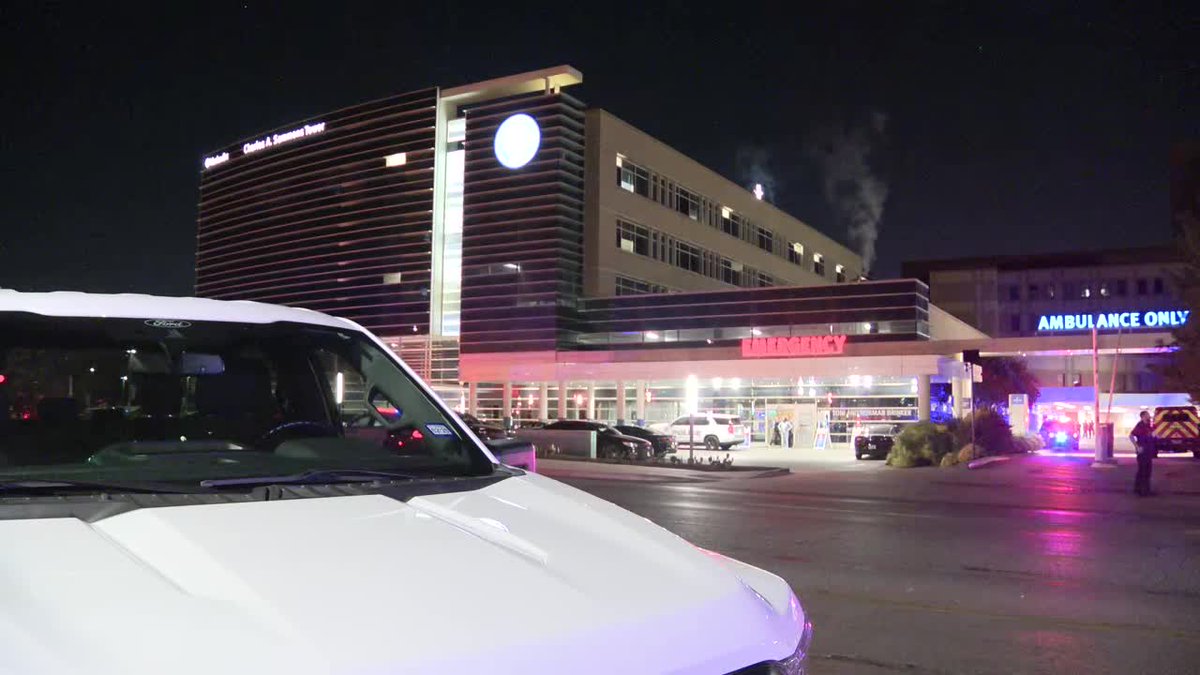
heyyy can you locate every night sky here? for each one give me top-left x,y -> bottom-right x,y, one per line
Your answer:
1,2 -> 1195,294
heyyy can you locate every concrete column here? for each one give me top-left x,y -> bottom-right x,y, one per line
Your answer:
556,381 -> 567,420
586,383 -> 597,420
917,374 -> 931,423
467,382 -> 478,416
615,380 -> 627,424
501,382 -> 513,417
538,382 -> 549,421
635,381 -> 647,422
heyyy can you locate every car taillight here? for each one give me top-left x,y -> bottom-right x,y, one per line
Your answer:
728,424 -> 735,434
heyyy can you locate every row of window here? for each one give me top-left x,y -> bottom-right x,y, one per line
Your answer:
614,275 -> 672,296
616,219 -> 774,289
1005,277 -> 1166,302
616,156 -> 847,282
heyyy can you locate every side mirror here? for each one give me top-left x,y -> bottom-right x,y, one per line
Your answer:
485,438 -> 537,472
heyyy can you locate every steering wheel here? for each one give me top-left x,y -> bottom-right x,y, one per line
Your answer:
258,420 -> 337,450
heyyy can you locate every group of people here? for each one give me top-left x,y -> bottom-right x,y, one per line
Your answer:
770,417 -> 795,447
1080,420 -> 1096,439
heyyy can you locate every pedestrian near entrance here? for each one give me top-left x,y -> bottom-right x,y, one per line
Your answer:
771,419 -> 781,446
1130,410 -> 1155,496
780,417 -> 794,448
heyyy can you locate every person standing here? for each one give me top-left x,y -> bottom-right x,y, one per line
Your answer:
1130,410 -> 1155,496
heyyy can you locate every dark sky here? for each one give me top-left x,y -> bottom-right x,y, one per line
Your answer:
1,2 -> 1195,293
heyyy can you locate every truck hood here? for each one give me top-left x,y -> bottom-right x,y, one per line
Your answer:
0,473 -> 804,674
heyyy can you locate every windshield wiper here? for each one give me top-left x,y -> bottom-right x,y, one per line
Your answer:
0,479 -> 199,496
199,468 -> 421,489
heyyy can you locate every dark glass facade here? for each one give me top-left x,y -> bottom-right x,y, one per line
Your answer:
573,279 -> 931,348
196,88 -> 438,335
458,92 -> 587,354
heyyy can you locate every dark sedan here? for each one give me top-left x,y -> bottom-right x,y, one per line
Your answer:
614,424 -> 676,456
854,424 -> 900,460
460,412 -> 512,441
543,420 -> 654,459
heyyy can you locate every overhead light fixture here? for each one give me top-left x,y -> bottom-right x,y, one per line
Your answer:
384,152 -> 407,167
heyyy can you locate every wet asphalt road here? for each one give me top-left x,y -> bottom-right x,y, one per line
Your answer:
553,455 -> 1200,675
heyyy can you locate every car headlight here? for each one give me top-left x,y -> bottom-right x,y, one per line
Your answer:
772,620 -> 813,675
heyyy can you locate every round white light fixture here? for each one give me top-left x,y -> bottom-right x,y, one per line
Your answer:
493,113 -> 540,169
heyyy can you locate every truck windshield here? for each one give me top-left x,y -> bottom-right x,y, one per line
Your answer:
0,314 -> 493,489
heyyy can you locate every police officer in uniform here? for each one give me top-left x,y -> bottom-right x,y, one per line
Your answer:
1130,410 -> 1155,496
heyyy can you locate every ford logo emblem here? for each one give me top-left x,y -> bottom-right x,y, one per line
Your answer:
144,319 -> 192,328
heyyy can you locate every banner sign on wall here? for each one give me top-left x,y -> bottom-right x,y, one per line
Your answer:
742,335 -> 848,358
1036,310 -> 1188,332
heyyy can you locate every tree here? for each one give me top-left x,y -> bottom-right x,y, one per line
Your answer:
974,356 -> 1040,410
1159,214 -> 1200,401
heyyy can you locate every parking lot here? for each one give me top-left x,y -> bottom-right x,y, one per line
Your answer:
549,453 -> 1200,674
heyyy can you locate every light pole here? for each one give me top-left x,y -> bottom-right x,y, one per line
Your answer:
685,374 -> 699,462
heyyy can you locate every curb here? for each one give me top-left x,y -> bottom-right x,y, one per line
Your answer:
967,456 -> 1010,470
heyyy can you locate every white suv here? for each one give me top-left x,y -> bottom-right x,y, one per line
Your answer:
666,414 -> 745,451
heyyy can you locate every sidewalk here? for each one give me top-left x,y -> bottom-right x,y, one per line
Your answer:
536,457 -> 788,482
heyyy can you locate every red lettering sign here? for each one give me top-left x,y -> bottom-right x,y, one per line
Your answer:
741,335 -> 848,358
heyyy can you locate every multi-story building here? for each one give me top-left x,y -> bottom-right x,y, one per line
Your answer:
196,66 -> 862,390
903,248 -> 1183,338
194,66 -> 1186,447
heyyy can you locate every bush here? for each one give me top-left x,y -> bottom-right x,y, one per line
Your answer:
957,443 -> 982,463
887,422 -> 956,467
948,409 -> 1014,457
939,453 -> 959,468
1011,435 -> 1042,454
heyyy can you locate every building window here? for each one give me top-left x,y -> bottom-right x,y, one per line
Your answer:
675,185 -> 701,220
1028,284 -> 1039,299
1007,285 -> 1020,301
1136,278 -> 1148,295
615,275 -> 668,296
787,242 -> 804,265
1046,283 -> 1056,299
1081,284 -> 1091,298
1115,279 -> 1127,296
1010,314 -> 1021,332
616,157 -> 650,197
756,271 -> 774,287
616,219 -> 650,256
1154,277 -> 1165,295
1099,282 -> 1110,298
717,206 -> 738,238
719,259 -> 743,286
755,225 -> 774,254
676,241 -> 703,274
813,253 -> 825,277
835,264 -> 846,283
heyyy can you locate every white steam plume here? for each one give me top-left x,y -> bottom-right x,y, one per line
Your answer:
807,111 -> 889,274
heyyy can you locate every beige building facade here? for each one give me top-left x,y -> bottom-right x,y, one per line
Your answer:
583,110 -> 862,298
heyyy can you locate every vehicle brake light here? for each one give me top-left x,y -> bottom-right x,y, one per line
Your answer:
0,374 -> 6,384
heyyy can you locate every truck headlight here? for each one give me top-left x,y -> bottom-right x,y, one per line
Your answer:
771,620 -> 813,674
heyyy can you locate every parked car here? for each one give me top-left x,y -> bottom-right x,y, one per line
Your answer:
613,424 -> 676,456
854,424 -> 900,460
542,420 -> 654,459
1039,418 -> 1081,451
0,291 -> 811,674
664,414 -> 745,451
459,412 -> 511,441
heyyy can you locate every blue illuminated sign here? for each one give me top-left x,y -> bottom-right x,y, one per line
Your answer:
1036,310 -> 1190,332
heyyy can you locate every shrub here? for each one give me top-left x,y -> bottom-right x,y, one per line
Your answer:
1011,435 -> 1042,454
939,453 -> 959,468
888,422 -> 956,467
957,443 -> 982,463
949,409 -> 1014,457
